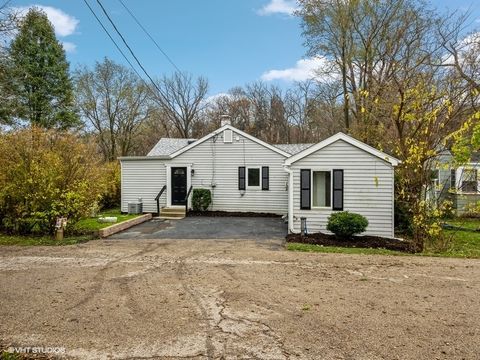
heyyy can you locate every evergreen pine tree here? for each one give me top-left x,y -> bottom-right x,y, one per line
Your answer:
9,8 -> 78,128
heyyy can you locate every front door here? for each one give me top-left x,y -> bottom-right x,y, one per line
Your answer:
171,167 -> 187,205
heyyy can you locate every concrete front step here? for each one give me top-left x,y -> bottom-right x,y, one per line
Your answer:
157,215 -> 185,220
160,206 -> 185,212
160,210 -> 186,215
161,209 -> 186,214
160,207 -> 186,219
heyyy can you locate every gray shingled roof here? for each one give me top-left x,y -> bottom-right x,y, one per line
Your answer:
147,138 -> 195,156
274,143 -> 314,155
439,149 -> 480,163
147,137 -> 313,157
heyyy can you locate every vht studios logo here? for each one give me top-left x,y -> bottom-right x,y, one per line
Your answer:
7,346 -> 66,354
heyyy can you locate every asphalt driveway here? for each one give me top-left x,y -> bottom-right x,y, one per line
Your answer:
0,238 -> 479,359
111,216 -> 287,242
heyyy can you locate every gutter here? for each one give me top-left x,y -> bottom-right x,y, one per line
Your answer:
118,155 -> 171,161
283,164 -> 295,234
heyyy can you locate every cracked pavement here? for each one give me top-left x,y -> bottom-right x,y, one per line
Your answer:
0,238 -> 479,359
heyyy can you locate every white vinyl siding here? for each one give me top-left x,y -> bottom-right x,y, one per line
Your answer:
121,160 -> 167,213
173,129 -> 288,214
290,139 -> 394,238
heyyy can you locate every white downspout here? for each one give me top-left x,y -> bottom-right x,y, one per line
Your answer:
283,165 -> 294,233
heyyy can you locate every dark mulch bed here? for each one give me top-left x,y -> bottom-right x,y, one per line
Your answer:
286,232 -> 414,253
188,210 -> 281,218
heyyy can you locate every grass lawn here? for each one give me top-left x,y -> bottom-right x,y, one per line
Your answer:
436,218 -> 480,258
287,243 -> 407,256
73,208 -> 140,233
446,218 -> 480,230
0,208 -> 140,246
0,234 -> 95,246
288,218 -> 480,259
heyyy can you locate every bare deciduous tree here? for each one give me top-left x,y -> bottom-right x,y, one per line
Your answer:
0,3 -> 19,43
131,108 -> 172,155
74,58 -> 152,161
284,80 -> 343,143
205,88 -> 252,133
152,72 -> 208,138
0,5 -> 23,125
298,0 -> 443,137
438,13 -> 480,97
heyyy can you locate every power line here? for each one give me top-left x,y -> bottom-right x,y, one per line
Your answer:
92,0 -> 185,122
117,0 -> 182,74
82,0 -> 144,82
95,0 -> 164,96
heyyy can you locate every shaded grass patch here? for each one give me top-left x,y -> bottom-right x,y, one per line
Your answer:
287,242 -> 406,256
0,208 -> 139,246
0,234 -> 94,246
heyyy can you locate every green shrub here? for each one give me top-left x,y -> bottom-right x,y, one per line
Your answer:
326,211 -> 369,238
192,188 -> 212,211
0,127 -> 106,235
99,161 -> 121,209
394,199 -> 413,235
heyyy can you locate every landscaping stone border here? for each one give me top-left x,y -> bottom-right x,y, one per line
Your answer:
99,213 -> 152,238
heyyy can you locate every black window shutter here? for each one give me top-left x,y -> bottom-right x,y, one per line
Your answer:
332,169 -> 344,211
300,169 -> 311,210
238,167 -> 246,190
450,169 -> 456,189
262,166 -> 269,190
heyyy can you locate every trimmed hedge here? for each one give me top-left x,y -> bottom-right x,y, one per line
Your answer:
192,188 -> 212,211
326,211 -> 368,239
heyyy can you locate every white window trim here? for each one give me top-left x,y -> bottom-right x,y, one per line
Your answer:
457,166 -> 480,194
311,169 -> 333,210
247,166 -> 261,189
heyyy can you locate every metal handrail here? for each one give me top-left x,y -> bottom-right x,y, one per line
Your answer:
184,186 -> 193,216
155,185 -> 167,215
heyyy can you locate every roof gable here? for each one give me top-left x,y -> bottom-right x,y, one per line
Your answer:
284,132 -> 400,166
147,138 -> 195,156
169,125 -> 291,158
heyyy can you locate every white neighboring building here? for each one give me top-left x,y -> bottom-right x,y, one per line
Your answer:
432,151 -> 480,215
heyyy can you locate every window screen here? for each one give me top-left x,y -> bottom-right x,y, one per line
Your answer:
248,168 -> 260,187
312,171 -> 331,207
461,169 -> 478,193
